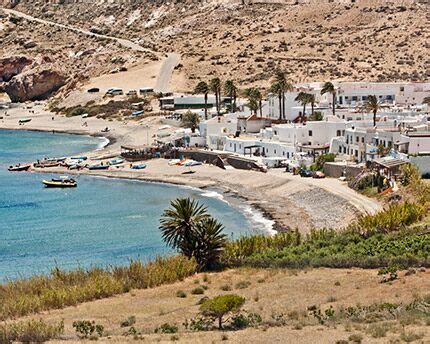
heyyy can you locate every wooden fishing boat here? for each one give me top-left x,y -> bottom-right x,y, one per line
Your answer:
43,176 -> 77,188
8,164 -> 31,172
19,118 -> 32,124
34,161 -> 60,168
108,158 -> 124,166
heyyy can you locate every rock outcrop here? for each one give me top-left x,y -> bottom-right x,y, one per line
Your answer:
0,56 -> 32,82
3,68 -> 66,102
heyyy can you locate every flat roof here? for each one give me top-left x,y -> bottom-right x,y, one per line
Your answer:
373,158 -> 408,169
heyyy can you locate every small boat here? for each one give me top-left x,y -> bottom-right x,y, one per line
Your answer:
8,164 -> 31,172
43,176 -> 77,188
19,118 -> 32,124
108,158 -> 124,166
131,164 -> 146,170
71,156 -> 87,160
88,164 -> 109,170
183,160 -> 202,167
34,161 -> 60,168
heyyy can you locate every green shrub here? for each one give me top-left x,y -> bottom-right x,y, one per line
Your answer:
120,315 -> 136,327
0,319 -> 64,343
183,317 -> 212,332
176,290 -> 187,298
200,294 -> 245,329
400,330 -> 424,342
191,287 -> 205,295
231,312 -> 262,329
154,323 -> 178,334
220,284 -> 232,291
72,320 -> 104,338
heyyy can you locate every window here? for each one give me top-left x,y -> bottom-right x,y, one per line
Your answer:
400,87 -> 404,92
308,130 -> 313,137
274,149 -> 277,154
337,130 -> 341,136
361,137 -> 364,143
356,136 -> 359,143
352,96 -> 358,101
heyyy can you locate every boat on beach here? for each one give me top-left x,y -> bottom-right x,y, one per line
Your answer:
34,160 -> 60,168
43,176 -> 77,188
88,164 -> 109,170
108,158 -> 124,166
71,156 -> 87,160
131,164 -> 146,170
8,164 -> 32,172
18,118 -> 32,124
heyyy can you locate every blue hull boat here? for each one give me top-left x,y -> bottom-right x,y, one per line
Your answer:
132,164 -> 146,170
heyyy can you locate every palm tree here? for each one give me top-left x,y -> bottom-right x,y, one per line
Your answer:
159,198 -> 227,270
295,92 -> 311,121
307,93 -> 316,117
182,110 -> 200,133
361,95 -> 381,127
271,69 -> 293,120
193,218 -> 227,270
194,81 -> 209,120
224,80 -> 238,113
321,81 -> 336,116
245,88 -> 262,117
210,78 -> 222,115
269,82 -> 283,121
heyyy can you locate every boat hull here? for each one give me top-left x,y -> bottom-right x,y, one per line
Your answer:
8,164 -> 31,172
43,180 -> 77,188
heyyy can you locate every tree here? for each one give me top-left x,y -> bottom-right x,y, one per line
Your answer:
159,198 -> 227,270
244,87 -> 262,116
224,80 -> 238,113
200,295 -> 245,329
307,93 -> 316,117
321,81 -> 336,116
361,95 -> 381,127
193,218 -> 227,270
295,92 -> 311,121
423,96 -> 430,107
194,81 -> 209,120
270,69 -> 293,120
182,111 -> 200,133
309,111 -> 324,121
210,78 -> 222,115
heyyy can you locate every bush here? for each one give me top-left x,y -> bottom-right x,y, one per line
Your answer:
235,281 -> 251,289
0,319 -> 64,343
191,287 -> 205,295
120,315 -> 136,327
231,312 -> 262,329
72,320 -> 104,338
200,294 -> 246,329
183,317 -> 212,331
220,284 -> 232,291
154,323 -> 178,334
348,333 -> 363,343
176,290 -> 187,298
310,153 -> 336,171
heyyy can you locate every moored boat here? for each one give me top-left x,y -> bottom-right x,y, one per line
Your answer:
34,160 -> 60,168
43,176 -> 77,188
19,118 -> 32,124
71,156 -> 88,160
8,164 -> 32,172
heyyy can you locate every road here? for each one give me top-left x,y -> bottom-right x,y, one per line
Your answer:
154,53 -> 181,93
3,8 -> 181,93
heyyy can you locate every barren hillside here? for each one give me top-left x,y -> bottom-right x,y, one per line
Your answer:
1,0 -> 429,95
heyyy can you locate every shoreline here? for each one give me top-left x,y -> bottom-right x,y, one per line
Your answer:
1,103 -> 382,233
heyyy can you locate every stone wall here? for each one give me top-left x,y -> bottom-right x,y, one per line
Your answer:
323,162 -> 364,178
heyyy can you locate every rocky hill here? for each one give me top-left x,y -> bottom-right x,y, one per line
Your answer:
1,0 -> 429,99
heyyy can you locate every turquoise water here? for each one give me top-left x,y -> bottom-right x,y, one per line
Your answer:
0,130 -> 265,281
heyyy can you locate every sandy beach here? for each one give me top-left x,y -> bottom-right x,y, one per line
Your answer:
0,103 -> 382,233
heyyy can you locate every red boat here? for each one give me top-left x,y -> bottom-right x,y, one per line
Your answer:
8,164 -> 32,172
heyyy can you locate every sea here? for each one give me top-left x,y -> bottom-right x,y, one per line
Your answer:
0,129 -> 273,281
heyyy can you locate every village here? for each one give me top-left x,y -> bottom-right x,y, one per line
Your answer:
136,80 -> 430,181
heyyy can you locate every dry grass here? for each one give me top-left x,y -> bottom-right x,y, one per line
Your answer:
14,267 -> 430,343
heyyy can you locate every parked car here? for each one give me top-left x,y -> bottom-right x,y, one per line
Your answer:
299,168 -> 313,178
105,88 -> 123,96
313,171 -> 326,179
87,87 -> 100,93
126,90 -> 137,96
